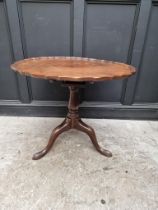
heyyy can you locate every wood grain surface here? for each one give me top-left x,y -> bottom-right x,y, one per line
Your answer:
11,56 -> 136,82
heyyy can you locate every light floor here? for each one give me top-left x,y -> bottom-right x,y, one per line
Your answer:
0,117 -> 158,210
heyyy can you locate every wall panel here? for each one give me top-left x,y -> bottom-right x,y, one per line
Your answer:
18,0 -> 73,100
83,0 -> 139,102
135,4 -> 158,103
0,1 -> 19,100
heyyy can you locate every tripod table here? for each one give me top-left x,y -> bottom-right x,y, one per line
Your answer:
11,57 -> 135,160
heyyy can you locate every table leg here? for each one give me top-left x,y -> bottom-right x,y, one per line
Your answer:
32,83 -> 112,160
32,118 -> 71,160
75,119 -> 112,157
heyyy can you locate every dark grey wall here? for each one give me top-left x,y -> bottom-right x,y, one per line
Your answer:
0,0 -> 158,119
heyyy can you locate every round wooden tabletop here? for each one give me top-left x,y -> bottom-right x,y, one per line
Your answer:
11,56 -> 136,82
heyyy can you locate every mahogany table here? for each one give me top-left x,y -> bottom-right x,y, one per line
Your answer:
11,57 -> 135,160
